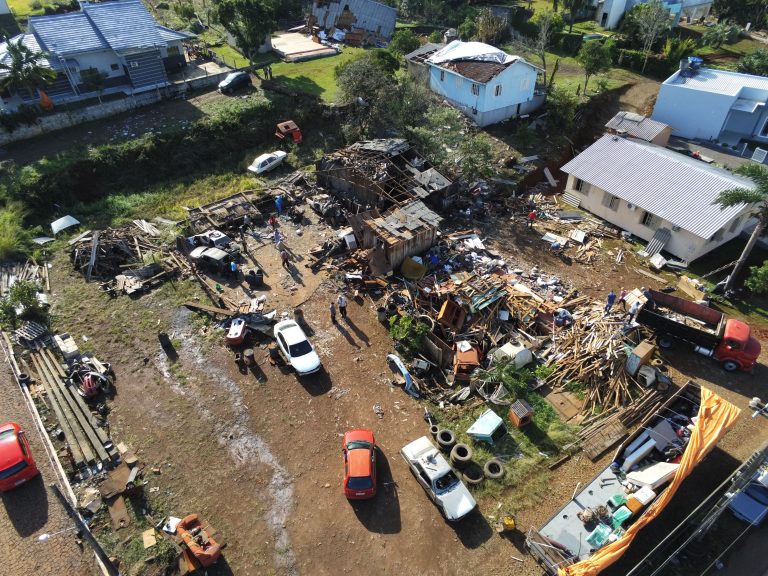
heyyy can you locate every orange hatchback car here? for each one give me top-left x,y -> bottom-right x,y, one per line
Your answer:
342,429 -> 377,500
0,422 -> 40,492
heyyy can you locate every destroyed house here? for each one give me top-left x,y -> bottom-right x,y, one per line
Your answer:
405,43 -> 443,85
605,111 -> 671,146
423,40 -> 545,127
348,200 -> 442,274
310,0 -> 396,43
560,134 -> 754,262
315,139 -> 454,211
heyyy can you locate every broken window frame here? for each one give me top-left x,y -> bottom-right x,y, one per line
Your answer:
494,84 -> 502,97
601,191 -> 619,211
440,70 -> 445,82
641,210 -> 660,229
471,83 -> 480,96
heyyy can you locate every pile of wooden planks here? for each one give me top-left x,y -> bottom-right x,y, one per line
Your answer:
26,348 -> 119,472
0,259 -> 50,295
541,309 -> 643,414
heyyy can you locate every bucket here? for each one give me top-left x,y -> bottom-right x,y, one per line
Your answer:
243,349 -> 255,366
377,307 -> 387,322
18,373 -> 30,386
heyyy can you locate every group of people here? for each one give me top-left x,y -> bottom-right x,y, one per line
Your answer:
329,293 -> 348,323
604,286 -> 655,322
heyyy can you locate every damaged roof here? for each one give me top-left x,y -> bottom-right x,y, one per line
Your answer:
311,0 -> 396,40
365,201 -> 442,246
560,135 -> 754,239
405,43 -> 443,65
605,111 -> 669,142
426,39 -> 538,84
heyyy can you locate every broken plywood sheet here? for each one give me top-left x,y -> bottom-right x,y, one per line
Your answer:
107,495 -> 130,530
544,388 -> 583,423
99,463 -> 132,499
142,528 -> 157,549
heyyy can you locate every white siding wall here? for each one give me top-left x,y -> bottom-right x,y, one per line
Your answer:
564,175 -> 751,261
68,50 -> 124,80
652,80 -> 735,140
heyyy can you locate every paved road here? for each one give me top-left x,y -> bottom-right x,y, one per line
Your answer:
0,361 -> 98,576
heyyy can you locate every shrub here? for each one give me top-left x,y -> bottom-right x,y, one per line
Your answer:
428,30 -> 442,44
29,0 -> 42,9
42,5 -> 56,14
746,261 -> 768,295
156,1 -> 169,8
172,3 -> 195,20
616,48 -> 669,77
554,32 -> 583,54
737,49 -> 768,77
547,86 -> 579,130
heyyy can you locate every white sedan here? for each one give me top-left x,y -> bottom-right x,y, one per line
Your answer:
273,320 -> 321,376
248,151 -> 288,175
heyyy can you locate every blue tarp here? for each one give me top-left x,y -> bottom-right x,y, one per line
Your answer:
387,354 -> 419,399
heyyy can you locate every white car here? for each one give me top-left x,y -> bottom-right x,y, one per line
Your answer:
273,320 -> 321,375
248,151 -> 288,175
400,436 -> 477,521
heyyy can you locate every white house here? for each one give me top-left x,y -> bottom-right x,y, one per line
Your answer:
652,65 -> 768,146
418,40 -> 544,128
560,134 -> 754,262
0,0 -> 194,112
595,0 -> 711,30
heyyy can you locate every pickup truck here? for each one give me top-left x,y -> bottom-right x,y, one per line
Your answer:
636,289 -> 761,372
400,436 -> 476,521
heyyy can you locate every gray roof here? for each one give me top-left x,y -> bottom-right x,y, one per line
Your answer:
605,111 -> 669,142
560,135 -> 754,239
83,0 -> 164,53
30,12 -> 107,54
26,0 -> 193,57
405,43 -> 442,63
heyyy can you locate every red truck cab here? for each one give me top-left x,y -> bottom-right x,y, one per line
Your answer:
715,319 -> 762,372
0,422 -> 40,492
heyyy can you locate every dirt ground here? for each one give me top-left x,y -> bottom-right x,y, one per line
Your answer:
44,199 -> 768,576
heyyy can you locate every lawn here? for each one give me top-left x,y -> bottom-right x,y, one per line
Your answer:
6,0 -> 41,20
270,48 -> 366,102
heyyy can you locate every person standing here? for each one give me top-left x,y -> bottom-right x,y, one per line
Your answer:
230,260 -> 238,279
337,293 -> 348,319
624,300 -> 641,323
527,209 -> 537,228
329,302 -> 337,324
275,194 -> 284,216
605,289 -> 616,314
280,249 -> 290,269
618,287 -> 628,310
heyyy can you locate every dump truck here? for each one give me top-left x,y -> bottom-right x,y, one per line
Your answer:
637,289 -> 760,372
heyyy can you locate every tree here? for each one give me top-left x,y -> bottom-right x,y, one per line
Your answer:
561,0 -> 586,34
577,41 -> 611,92
738,49 -> 768,77
531,10 -> 561,76
336,54 -> 397,138
702,22 -> 743,49
713,164 -> 768,294
428,30 -> 442,43
214,0 -> 276,63
745,261 -> 768,295
457,15 -> 477,41
713,0 -> 767,30
635,0 -> 672,73
546,85 -> 578,129
457,134 -> 493,181
389,29 -> 420,55
475,7 -> 508,45
0,37 -> 56,97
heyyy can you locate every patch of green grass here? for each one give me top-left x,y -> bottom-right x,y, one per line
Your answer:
270,48 -> 366,101
6,0 -> 41,20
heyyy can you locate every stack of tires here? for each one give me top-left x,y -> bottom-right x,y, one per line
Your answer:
435,427 -> 506,487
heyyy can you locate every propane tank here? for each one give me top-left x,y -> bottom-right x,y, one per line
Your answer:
694,345 -> 714,357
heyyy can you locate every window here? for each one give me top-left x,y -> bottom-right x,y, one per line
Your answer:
574,178 -> 584,192
440,70 -> 445,82
641,211 -> 659,229
494,84 -> 502,97
602,191 -> 619,211
110,63 -> 119,71
471,83 -> 479,96
728,216 -> 742,233
762,119 -> 768,137
167,45 -> 180,56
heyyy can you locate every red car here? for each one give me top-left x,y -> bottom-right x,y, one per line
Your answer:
342,429 -> 377,500
0,422 -> 40,492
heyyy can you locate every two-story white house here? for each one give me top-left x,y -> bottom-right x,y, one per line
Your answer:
560,134 -> 754,262
595,0 -> 712,30
652,64 -> 768,146
0,0 -> 193,112
414,40 -> 544,128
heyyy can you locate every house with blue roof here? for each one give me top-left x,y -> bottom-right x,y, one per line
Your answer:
0,0 -> 194,111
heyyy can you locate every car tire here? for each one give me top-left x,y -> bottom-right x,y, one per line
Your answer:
484,458 -> 505,480
462,463 -> 484,487
436,429 -> 456,452
722,360 -> 740,372
429,424 -> 440,437
450,443 -> 473,469
657,335 -> 673,349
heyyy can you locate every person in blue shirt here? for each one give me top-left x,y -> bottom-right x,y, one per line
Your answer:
605,289 -> 616,314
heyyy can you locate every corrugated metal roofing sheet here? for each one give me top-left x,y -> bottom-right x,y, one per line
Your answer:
156,25 -> 195,42
560,135 -> 754,239
30,12 -> 108,54
311,0 -> 396,40
666,67 -> 768,96
605,112 -> 669,142
84,0 -> 164,53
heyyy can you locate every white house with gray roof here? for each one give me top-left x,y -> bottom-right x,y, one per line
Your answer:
0,0 -> 193,112
652,66 -> 768,146
560,134 -> 754,262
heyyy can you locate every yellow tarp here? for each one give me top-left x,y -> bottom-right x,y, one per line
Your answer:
559,386 -> 741,576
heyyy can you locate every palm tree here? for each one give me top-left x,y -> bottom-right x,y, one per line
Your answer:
0,37 -> 57,98
713,164 -> 768,294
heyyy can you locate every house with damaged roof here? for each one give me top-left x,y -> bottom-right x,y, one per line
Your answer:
560,133 -> 755,262
406,40 -> 545,127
